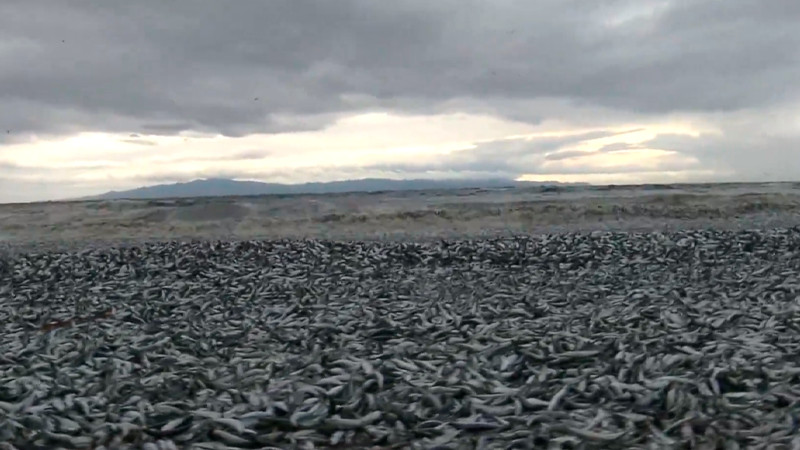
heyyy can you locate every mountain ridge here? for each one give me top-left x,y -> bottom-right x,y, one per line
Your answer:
83,177 -> 585,200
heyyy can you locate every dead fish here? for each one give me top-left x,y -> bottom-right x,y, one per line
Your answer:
160,416 -> 193,434
54,416 -> 82,433
556,425 -> 627,442
42,431 -> 94,448
210,429 -> 252,445
290,402 -> 329,428
211,417 -> 250,435
471,400 -> 517,416
452,414 -> 508,431
548,385 -> 571,411
324,411 -> 382,429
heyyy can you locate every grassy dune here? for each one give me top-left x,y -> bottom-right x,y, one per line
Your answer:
2,184 -> 800,247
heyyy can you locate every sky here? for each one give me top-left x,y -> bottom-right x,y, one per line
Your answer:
1,0 -> 799,202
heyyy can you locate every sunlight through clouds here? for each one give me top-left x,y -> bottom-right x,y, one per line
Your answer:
1,112 -> 535,181
0,108 -> 718,199
1,0 -> 799,201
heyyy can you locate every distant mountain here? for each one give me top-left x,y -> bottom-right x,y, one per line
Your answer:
82,177 -> 584,200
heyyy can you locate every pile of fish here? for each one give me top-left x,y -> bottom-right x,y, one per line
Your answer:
3,229 -> 800,449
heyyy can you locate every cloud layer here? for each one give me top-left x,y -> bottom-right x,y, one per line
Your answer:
1,0 -> 799,201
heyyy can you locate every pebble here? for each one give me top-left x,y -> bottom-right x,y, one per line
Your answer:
2,229 -> 800,448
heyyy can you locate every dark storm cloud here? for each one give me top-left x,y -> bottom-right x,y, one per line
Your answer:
1,0 -> 798,140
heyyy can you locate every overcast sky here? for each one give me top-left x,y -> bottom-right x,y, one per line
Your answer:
1,0 -> 799,202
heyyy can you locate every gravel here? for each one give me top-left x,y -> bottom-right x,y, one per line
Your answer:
3,229 -> 800,448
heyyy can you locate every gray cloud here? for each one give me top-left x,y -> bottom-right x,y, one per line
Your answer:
1,0 -> 800,202
121,139 -> 158,146
165,149 -> 273,163
545,142 -> 646,161
463,133 -> 594,162
134,171 -> 249,185
0,161 -> 115,177
0,162 -> 23,173
140,123 -> 197,135
127,165 -> 356,186
364,128 -> 710,178
545,150 -> 592,162
230,150 -> 273,160
644,128 -> 800,182
368,128 -> 651,174
1,0 -> 798,140
598,142 -> 646,153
